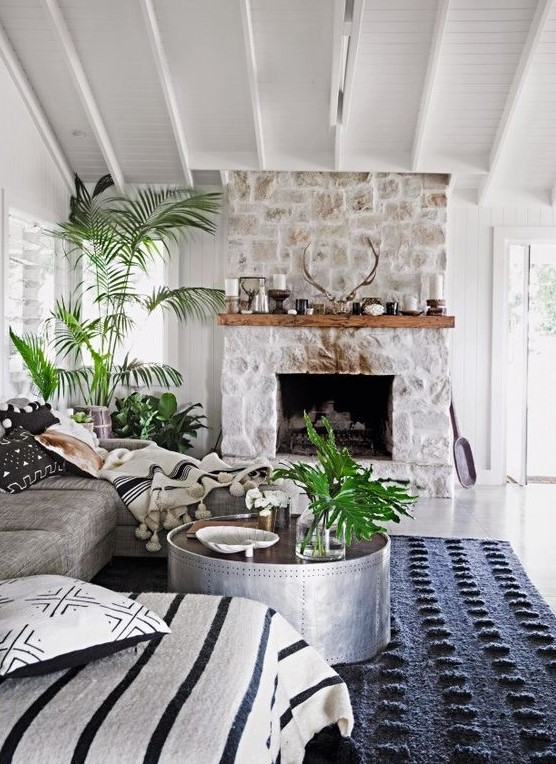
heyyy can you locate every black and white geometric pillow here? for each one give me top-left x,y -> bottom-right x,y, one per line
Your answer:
0,400 -> 59,435
0,575 -> 171,677
0,426 -> 63,493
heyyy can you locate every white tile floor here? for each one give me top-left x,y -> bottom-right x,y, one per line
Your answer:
388,484 -> 556,615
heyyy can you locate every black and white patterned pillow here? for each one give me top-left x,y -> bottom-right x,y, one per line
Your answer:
0,400 -> 59,435
0,575 -> 171,677
0,426 -> 63,493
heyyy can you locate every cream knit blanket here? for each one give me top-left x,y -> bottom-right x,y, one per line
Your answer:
99,444 -> 272,551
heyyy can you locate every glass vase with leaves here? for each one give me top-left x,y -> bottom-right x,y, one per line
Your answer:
9,174 -> 224,414
272,413 -> 416,561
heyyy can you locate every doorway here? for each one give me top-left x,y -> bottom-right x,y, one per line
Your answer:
506,243 -> 556,484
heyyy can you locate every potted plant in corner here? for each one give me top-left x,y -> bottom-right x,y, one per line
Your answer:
111,391 -> 206,453
272,413 -> 416,561
10,174 -> 224,437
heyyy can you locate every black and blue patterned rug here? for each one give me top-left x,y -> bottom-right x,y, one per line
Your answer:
94,537 -> 556,763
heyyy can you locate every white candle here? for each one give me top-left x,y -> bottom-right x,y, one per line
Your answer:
429,274 -> 444,300
224,278 -> 239,297
272,273 -> 287,290
402,295 -> 418,311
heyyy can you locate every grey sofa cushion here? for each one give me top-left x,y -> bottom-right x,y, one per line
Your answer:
0,531 -> 66,579
0,483 -> 118,575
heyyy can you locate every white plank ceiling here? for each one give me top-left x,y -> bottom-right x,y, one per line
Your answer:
1,0 -> 556,204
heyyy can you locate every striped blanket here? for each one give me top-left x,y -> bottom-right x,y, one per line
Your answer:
0,593 -> 353,764
98,446 -> 272,552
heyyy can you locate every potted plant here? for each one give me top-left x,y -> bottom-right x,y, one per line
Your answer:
111,391 -> 206,453
70,410 -> 94,432
272,413 -> 416,561
10,174 -> 224,435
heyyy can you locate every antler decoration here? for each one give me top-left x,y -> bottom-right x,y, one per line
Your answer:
302,237 -> 381,305
345,238 -> 380,301
302,245 -> 336,302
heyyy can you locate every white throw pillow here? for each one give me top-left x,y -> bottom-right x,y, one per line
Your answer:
0,575 -> 171,678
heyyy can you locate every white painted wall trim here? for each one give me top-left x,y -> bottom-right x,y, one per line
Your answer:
0,22 -> 73,193
140,0 -> 194,187
491,226 -> 556,483
42,0 -> 125,192
479,0 -> 553,206
411,0 -> 450,171
239,0 -> 265,170
0,188 -> 7,397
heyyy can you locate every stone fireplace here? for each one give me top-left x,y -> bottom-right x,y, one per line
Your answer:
277,373 -> 393,457
220,323 -> 453,497
220,171 -> 453,497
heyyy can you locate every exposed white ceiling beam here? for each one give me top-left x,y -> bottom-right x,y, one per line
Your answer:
340,0 -> 365,130
334,125 -> 342,171
329,0 -> 346,127
140,0 -> 194,187
42,0 -> 124,192
411,0 -> 450,172
479,0 -> 553,207
239,0 -> 265,169
0,21 -> 73,192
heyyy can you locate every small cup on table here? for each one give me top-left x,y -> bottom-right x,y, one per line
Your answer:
257,509 -> 275,533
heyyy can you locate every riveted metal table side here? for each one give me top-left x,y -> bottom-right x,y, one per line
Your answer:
167,514 -> 391,664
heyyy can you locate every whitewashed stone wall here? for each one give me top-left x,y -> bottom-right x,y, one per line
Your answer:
222,171 -> 453,498
221,325 -> 454,497
227,171 -> 448,306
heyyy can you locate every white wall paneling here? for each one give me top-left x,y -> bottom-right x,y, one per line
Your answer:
176,190 -> 227,458
448,205 -> 556,485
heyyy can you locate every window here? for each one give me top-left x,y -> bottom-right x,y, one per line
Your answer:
81,243 -> 167,367
6,213 -> 61,395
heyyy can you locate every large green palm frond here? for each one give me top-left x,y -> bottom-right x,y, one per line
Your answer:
114,355 -> 184,388
48,297 -> 101,360
140,286 -> 225,322
84,259 -> 140,307
113,188 -> 221,260
8,328 -> 58,402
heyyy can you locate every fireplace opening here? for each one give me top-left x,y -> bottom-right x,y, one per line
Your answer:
277,374 -> 394,457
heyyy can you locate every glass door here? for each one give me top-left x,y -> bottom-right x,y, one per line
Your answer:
527,245 -> 556,481
506,243 -> 529,485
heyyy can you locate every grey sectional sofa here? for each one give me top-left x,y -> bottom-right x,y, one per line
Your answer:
0,438 -> 247,582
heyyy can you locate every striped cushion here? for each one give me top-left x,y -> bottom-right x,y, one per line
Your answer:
0,593 -> 353,763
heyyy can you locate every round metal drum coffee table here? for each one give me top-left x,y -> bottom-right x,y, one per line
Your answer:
167,514 -> 390,664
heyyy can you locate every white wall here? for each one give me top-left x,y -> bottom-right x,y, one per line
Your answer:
447,203 -> 556,484
0,50 -> 70,397
0,54 -> 69,222
175,192 -> 227,457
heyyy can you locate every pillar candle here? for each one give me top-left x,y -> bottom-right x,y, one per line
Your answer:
429,274 -> 444,300
224,278 -> 239,297
402,295 -> 418,312
272,273 -> 287,290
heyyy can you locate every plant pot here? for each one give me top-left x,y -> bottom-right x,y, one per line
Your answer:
74,405 -> 112,439
295,507 -> 346,561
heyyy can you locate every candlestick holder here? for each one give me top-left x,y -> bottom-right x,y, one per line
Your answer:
268,289 -> 291,314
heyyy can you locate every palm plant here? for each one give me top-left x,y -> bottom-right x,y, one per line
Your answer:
8,328 -> 59,402
36,174 -> 223,407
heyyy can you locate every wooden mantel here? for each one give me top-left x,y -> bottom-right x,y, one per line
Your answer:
217,314 -> 455,328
